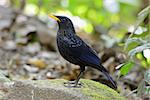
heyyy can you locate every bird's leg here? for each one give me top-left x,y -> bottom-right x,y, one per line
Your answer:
74,70 -> 84,86
64,66 -> 85,88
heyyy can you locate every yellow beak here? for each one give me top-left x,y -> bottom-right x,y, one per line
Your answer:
48,14 -> 61,22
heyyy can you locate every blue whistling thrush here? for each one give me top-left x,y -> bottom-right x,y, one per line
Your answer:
49,15 -> 117,89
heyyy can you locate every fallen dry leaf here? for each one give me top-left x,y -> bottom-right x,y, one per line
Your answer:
28,58 -> 47,69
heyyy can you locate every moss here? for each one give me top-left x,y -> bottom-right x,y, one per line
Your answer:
26,79 -> 126,100
78,79 -> 126,100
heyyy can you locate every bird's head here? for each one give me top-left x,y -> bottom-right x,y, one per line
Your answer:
48,14 -> 75,30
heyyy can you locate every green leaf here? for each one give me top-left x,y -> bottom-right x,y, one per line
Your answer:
144,69 -> 150,84
120,62 -> 134,76
124,37 -> 146,51
128,43 -> 150,59
133,5 -> 150,33
144,86 -> 150,95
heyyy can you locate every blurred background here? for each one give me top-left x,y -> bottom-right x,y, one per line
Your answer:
0,0 -> 149,99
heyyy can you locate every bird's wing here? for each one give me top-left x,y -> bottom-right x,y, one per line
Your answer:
78,45 -> 101,66
62,35 -> 84,57
63,35 -> 100,66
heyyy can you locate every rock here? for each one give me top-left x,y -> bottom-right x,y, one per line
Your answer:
23,64 -> 39,73
37,51 -> 58,59
2,40 -> 17,50
24,42 -> 41,54
0,6 -> 15,30
3,79 -> 125,100
0,70 -> 11,100
0,70 -> 11,83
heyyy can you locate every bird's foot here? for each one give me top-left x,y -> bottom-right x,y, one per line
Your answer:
64,81 -> 82,88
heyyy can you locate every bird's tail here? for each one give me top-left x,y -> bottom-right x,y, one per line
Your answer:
98,64 -> 117,89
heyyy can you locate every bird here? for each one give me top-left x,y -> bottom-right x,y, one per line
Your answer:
48,14 -> 117,89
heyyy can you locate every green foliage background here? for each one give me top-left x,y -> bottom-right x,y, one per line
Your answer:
12,0 -> 141,29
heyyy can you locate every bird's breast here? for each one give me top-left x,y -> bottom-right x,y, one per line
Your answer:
56,35 -> 82,65
56,36 -> 69,58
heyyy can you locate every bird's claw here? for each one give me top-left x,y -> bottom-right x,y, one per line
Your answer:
64,81 -> 82,88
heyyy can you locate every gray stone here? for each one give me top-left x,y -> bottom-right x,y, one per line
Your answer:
2,79 -> 125,100
0,70 -> 11,83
